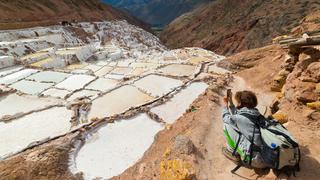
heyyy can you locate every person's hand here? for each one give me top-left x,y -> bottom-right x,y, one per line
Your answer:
223,96 -> 228,107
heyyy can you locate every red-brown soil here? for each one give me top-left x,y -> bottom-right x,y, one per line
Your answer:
0,0 -> 148,30
160,0 -> 320,55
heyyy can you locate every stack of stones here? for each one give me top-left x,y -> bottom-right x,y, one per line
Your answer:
271,53 -> 298,92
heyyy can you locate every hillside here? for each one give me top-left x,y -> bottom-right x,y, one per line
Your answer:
160,0 -> 320,55
0,0 -> 147,30
103,0 -> 210,27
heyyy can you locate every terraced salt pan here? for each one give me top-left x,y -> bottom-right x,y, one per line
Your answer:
93,61 -> 109,66
104,74 -> 126,80
67,90 -> 100,101
84,64 -> 103,72
55,75 -> 95,91
71,114 -> 163,179
0,107 -> 72,159
41,88 -> 71,99
0,69 -> 38,85
158,64 -> 196,77
0,94 -> 63,120
129,62 -> 159,69
26,71 -> 70,83
188,57 -> 210,65
94,66 -> 114,77
110,67 -> 133,75
9,80 -> 54,95
71,69 -> 91,74
88,85 -> 154,119
208,64 -> 230,74
86,78 -> 118,92
0,66 -> 23,77
151,82 -> 208,123
133,75 -> 183,97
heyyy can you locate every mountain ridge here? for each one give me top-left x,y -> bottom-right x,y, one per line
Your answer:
103,0 -> 210,27
0,0 -> 148,30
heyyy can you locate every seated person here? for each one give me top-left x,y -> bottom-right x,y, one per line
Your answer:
221,90 -> 269,168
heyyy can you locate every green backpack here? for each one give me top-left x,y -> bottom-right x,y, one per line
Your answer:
229,113 -> 301,176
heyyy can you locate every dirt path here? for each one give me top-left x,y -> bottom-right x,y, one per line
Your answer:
199,76 -> 277,180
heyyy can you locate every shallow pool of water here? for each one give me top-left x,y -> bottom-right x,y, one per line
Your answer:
10,80 -> 54,95
133,75 -> 183,97
0,69 -> 38,85
26,71 -> 70,83
151,82 -> 208,123
158,64 -> 196,77
0,94 -> 63,120
55,75 -> 95,91
88,85 -> 154,119
0,107 -> 72,159
70,113 -> 163,179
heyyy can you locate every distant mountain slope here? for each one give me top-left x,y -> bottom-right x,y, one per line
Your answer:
160,0 -> 320,55
0,0 -> 148,30
103,0 -> 210,27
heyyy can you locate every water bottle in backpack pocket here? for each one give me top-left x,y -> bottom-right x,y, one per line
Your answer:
259,120 -> 300,172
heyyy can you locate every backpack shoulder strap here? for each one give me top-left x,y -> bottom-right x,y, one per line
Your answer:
238,112 -> 265,127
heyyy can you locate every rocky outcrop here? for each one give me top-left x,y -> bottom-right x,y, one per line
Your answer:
161,0 -> 320,55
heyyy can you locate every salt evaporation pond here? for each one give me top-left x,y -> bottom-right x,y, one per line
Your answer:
0,69 -> 38,85
0,66 -> 23,77
0,107 -> 72,159
9,80 -> 54,95
0,94 -> 62,120
88,85 -> 154,119
151,82 -> 208,123
55,74 -> 96,91
70,114 -> 163,179
85,78 -> 118,92
133,74 -> 183,97
41,88 -> 71,99
158,64 -> 196,77
26,71 -> 70,83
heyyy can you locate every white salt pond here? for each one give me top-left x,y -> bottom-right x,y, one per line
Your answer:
55,75 -> 96,91
67,90 -> 100,101
0,66 -> 23,77
88,85 -> 154,119
0,107 -> 72,159
151,82 -> 208,123
0,69 -> 38,85
133,75 -> 183,97
0,94 -> 62,120
85,78 -> 118,92
158,64 -> 196,77
26,71 -> 70,83
94,66 -> 114,77
208,64 -> 230,74
9,80 -> 54,95
41,88 -> 71,99
70,113 -> 163,179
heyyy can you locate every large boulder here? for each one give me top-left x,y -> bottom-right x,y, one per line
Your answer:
173,135 -> 195,155
300,62 -> 320,83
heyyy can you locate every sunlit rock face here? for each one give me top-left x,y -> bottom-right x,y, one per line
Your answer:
0,20 -> 227,178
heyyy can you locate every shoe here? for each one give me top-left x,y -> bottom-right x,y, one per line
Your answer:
222,147 -> 241,163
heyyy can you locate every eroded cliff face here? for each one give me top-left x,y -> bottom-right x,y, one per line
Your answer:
0,0 -> 148,30
160,0 -> 320,55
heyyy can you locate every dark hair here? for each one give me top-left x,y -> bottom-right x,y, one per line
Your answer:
235,91 -> 258,109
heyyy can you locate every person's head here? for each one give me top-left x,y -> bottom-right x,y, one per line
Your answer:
234,90 -> 258,109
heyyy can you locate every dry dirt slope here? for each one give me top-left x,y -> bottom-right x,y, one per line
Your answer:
160,0 -> 320,55
0,0 -> 148,30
